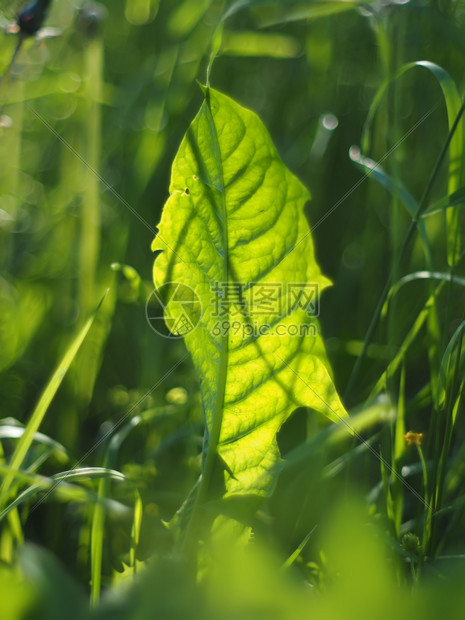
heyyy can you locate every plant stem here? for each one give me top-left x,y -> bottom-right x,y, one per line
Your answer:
79,36 -> 103,318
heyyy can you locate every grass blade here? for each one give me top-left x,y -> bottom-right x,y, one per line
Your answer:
0,293 -> 107,503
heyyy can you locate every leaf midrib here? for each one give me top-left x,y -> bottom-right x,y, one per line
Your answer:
182,90 -> 230,550
203,90 -> 229,459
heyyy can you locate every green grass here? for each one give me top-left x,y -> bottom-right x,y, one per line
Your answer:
1,0 -> 465,617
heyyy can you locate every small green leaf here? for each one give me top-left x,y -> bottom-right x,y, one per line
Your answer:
421,185 -> 465,218
152,87 -> 347,508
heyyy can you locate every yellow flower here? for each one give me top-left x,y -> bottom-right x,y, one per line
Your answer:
404,430 -> 423,446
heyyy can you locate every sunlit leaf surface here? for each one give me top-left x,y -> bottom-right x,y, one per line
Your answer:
152,87 -> 347,500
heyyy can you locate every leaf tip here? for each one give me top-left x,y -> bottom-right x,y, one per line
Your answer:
150,229 -> 162,252
196,80 -> 208,97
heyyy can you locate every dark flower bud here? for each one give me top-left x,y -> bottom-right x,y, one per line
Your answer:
17,0 -> 52,37
77,2 -> 107,40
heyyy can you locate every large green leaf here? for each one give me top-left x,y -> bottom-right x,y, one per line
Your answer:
152,87 -> 347,507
